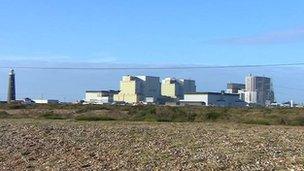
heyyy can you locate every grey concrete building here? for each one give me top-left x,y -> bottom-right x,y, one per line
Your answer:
245,75 -> 275,106
226,83 -> 245,94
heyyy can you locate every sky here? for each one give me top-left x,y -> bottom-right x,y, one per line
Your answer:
0,0 -> 304,102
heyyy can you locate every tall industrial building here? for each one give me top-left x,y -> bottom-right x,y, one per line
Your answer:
7,69 -> 16,103
136,76 -> 161,99
161,78 -> 196,99
114,75 -> 161,103
244,75 -> 275,106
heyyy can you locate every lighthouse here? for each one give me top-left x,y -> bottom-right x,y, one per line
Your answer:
7,69 -> 16,103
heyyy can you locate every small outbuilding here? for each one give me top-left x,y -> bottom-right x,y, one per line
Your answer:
33,99 -> 60,104
85,90 -> 119,104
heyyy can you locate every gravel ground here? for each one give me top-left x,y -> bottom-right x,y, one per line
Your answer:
0,119 -> 304,170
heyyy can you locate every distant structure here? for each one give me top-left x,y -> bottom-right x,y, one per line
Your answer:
226,83 -> 245,94
244,75 -> 275,106
281,100 -> 296,108
161,78 -> 196,99
114,75 -> 161,103
21,98 -> 35,104
85,90 -> 119,104
290,100 -> 294,108
7,69 -> 16,103
180,91 -> 246,107
33,99 -> 59,104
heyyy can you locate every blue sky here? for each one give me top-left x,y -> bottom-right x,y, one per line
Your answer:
0,1 -> 304,102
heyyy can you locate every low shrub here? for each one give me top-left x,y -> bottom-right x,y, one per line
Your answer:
41,113 -> 66,120
243,119 -> 271,125
289,117 -> 304,126
75,115 -> 116,121
6,104 -> 28,109
75,105 -> 112,114
132,106 -> 157,121
205,112 -> 222,121
0,111 -> 9,118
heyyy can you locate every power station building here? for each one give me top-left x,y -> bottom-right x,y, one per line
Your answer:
85,90 -> 119,104
161,78 -> 183,99
226,83 -> 245,94
161,78 -> 196,99
244,75 -> 275,106
83,74 -> 276,106
113,75 -> 161,103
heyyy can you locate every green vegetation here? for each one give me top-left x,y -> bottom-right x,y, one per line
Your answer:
1,104 -> 304,126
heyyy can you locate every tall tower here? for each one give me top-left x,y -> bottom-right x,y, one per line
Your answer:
7,69 -> 16,103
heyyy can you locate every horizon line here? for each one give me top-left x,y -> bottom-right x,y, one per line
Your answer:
0,62 -> 304,70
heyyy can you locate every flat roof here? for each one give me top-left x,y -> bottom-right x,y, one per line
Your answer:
136,75 -> 160,78
185,92 -> 240,96
86,90 -> 119,93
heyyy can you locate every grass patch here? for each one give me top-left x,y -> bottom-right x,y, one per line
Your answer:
1,104 -> 304,126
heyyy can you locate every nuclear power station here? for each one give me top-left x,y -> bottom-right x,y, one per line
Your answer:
7,69 -> 16,103
0,68 -> 290,107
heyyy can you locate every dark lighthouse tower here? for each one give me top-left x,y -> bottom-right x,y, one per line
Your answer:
7,69 -> 16,103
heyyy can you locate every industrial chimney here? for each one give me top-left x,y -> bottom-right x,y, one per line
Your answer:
7,69 -> 16,103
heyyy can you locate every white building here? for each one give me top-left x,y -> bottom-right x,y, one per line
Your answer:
245,75 -> 275,106
33,99 -> 59,104
180,92 -> 247,107
85,90 -> 119,104
114,75 -> 161,103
